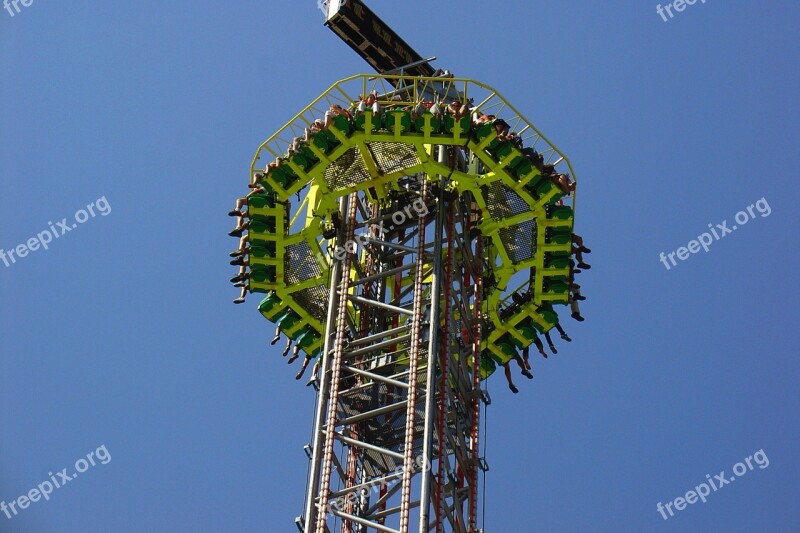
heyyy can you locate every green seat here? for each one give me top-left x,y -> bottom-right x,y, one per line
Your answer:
547,205 -> 573,220
250,242 -> 276,258
294,326 -> 321,347
322,129 -> 341,150
444,114 -> 471,136
488,139 -> 514,161
309,131 -> 332,153
516,317 -> 539,342
469,352 -> 497,380
414,112 -> 441,135
544,251 -> 570,269
248,194 -> 276,210
486,331 -> 515,365
386,110 -> 411,134
509,155 -> 534,179
545,227 -> 572,245
307,128 -> 342,154
480,353 -> 497,379
274,309 -> 300,331
487,350 -> 508,366
248,216 -> 277,235
484,137 -> 501,152
525,176 -> 558,200
330,114 -> 353,136
355,110 -> 382,132
290,145 -> 319,172
542,276 -> 569,295
250,264 -> 277,284
541,184 -> 566,204
473,122 -> 494,142
258,292 -> 282,320
498,333 -> 523,356
252,176 -> 275,194
533,306 -> 559,333
269,164 -> 297,189
247,282 -> 268,294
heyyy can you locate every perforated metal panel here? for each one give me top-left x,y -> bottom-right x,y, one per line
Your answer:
498,220 -> 537,263
483,181 -> 532,221
284,242 -> 323,284
323,146 -> 371,190
288,285 -> 330,322
366,141 -> 420,175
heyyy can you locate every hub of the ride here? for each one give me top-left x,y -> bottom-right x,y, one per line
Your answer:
233,73 -> 579,383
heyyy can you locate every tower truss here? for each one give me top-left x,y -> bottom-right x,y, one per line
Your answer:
232,74 -> 580,532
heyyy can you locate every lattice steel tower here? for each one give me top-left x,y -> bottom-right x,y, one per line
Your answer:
228,3 -> 583,532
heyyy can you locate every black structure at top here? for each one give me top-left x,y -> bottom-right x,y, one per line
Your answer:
325,0 -> 436,77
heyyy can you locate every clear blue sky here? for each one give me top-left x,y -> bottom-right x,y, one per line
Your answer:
2,1 -> 798,531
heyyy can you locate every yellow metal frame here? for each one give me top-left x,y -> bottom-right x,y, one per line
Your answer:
246,74 -> 578,367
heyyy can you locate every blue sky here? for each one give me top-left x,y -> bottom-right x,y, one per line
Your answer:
1,1 -> 798,531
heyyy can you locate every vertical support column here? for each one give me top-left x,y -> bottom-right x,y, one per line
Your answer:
418,176 -> 446,532
398,182 -> 429,531
435,200 -> 455,533
316,192 -> 359,533
304,195 -> 348,533
311,193 -> 359,533
468,236 -> 483,532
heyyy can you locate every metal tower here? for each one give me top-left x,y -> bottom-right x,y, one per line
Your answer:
302,149 -> 485,533
228,4 -> 583,532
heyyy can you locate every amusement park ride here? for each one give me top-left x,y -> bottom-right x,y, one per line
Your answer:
228,1 -> 587,531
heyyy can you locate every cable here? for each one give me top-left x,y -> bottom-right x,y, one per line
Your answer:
481,380 -> 489,531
